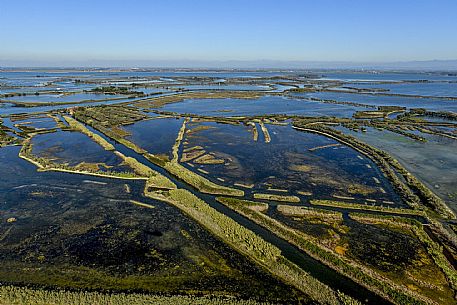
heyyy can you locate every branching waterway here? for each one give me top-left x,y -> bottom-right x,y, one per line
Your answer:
86,123 -> 391,304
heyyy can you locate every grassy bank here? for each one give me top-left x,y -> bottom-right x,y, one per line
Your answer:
0,285 -> 276,305
63,115 -> 115,150
253,193 -> 300,203
163,161 -> 244,196
292,122 -> 455,219
349,213 -> 457,292
145,189 -> 346,305
216,197 -> 430,305
310,200 -> 425,216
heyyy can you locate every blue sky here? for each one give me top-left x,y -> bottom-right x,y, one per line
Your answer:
1,0 -> 457,65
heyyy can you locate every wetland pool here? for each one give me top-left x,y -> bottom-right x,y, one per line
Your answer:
292,91 -> 457,112
336,126 -> 457,213
179,122 -> 402,205
3,92 -> 119,103
159,95 -> 367,118
178,84 -> 271,91
12,115 -> 58,130
343,82 -> 457,97
0,145 -> 304,301
30,130 -> 134,173
123,117 -> 184,159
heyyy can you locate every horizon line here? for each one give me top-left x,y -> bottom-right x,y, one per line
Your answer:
2,59 -> 457,70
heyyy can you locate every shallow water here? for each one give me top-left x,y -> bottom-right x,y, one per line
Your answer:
160,95 -> 366,118
31,131 -> 131,172
179,84 -> 271,91
0,145 -> 302,300
181,122 -> 402,205
0,95 -> 150,116
293,91 -> 457,112
316,71 -> 457,82
346,82 -> 457,97
14,116 -> 58,130
337,126 -> 457,213
123,117 -> 184,158
4,92 -> 117,103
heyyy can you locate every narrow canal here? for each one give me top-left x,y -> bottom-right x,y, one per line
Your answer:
86,123 -> 392,305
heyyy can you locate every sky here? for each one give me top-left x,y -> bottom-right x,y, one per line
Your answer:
1,0 -> 457,67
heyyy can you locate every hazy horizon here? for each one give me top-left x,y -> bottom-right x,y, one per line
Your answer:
2,59 -> 457,71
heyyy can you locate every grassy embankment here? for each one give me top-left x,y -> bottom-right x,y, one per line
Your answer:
253,193 -> 300,203
248,122 -> 259,141
144,188 -> 348,305
216,197 -> 434,305
292,121 -> 455,219
134,91 -> 264,109
0,119 -> 19,146
18,136 -> 150,180
310,200 -> 426,216
277,205 -> 343,221
0,285 -> 277,305
18,116 -> 176,188
63,115 -> 115,150
349,213 -> 457,293
73,106 -> 243,197
257,120 -> 271,143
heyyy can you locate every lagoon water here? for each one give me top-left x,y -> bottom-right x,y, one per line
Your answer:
31,131 -> 131,172
345,82 -> 457,97
4,92 -> 116,103
292,91 -> 457,112
316,71 -> 457,82
159,95 -> 367,118
181,122 -> 401,205
0,145 -> 300,299
123,117 -> 184,158
336,127 -> 457,213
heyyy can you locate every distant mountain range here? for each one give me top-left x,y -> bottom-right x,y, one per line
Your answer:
1,59 -> 457,71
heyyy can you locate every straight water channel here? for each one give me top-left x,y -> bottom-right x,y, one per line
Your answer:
84,123 -> 392,304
